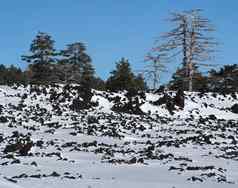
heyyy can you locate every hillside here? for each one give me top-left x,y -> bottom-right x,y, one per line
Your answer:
0,85 -> 238,188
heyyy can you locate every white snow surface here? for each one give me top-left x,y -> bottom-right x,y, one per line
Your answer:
0,85 -> 237,188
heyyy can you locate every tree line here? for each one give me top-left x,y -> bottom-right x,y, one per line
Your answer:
0,31 -> 146,91
0,9 -> 237,93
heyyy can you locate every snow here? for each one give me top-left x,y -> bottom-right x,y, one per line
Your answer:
0,180 -> 24,188
0,85 -> 237,188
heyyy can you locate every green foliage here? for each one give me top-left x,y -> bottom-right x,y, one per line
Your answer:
169,64 -> 238,93
0,64 -> 27,85
22,32 -> 57,84
106,58 -> 147,91
21,33 -> 95,86
208,64 -> 238,93
2,29 -> 231,94
134,74 -> 147,91
59,42 -> 94,85
169,64 -> 208,92
91,77 -> 106,91
22,32 -> 56,65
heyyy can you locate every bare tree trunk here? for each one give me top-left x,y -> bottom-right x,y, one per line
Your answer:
144,55 -> 167,90
188,26 -> 195,92
188,62 -> 193,91
152,10 -> 217,92
182,17 -> 190,91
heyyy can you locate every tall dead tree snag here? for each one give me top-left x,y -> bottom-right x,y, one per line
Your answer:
145,12 -> 188,90
187,9 -> 217,91
144,52 -> 168,90
153,9 -> 217,91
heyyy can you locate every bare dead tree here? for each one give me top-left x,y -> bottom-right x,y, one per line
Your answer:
145,12 -> 189,90
186,9 -> 218,91
154,9 -> 217,91
144,52 -> 168,90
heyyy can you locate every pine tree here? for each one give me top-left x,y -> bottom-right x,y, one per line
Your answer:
0,65 -> 7,84
59,42 -> 94,85
0,64 -> 27,85
106,58 -> 146,91
208,64 -> 238,93
134,73 -> 147,91
22,32 -> 56,84
169,64 -> 208,91
6,65 -> 22,85
91,77 -> 106,91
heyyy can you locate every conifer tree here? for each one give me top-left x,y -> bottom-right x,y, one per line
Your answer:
106,58 -> 146,91
134,73 -> 147,91
0,65 -> 7,84
59,42 -> 94,85
208,64 -> 238,93
169,64 -> 208,91
22,32 -> 56,84
0,64 -> 27,85
106,58 -> 134,91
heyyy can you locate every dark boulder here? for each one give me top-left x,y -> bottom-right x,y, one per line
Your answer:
174,89 -> 185,109
0,116 -> 8,123
87,116 -> 99,124
111,89 -> 146,115
231,104 -> 238,114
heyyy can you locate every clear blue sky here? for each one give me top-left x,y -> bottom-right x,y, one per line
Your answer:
0,0 -> 237,83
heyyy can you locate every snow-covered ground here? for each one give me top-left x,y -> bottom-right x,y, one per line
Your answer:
0,85 -> 237,188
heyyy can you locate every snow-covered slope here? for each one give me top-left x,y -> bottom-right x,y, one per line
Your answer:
0,85 -> 237,188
